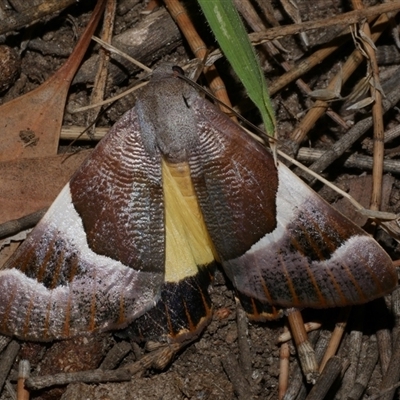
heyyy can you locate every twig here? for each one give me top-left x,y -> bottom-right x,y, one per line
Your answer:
99,341 -> 132,370
0,341 -> 20,392
279,326 -> 290,400
123,342 -> 183,374
318,307 -> 350,372
70,81 -> 148,113
305,356 -> 344,400
234,0 -> 286,56
248,3 -> 400,45
286,309 -> 318,384
377,327 -> 392,376
0,336 -> 12,355
282,330 -> 321,400
303,75 -> 400,178
278,322 -> 321,343
117,0 -> 142,15
60,125 -> 108,140
313,329 -> 333,372
296,147 -> 400,175
85,0 -> 117,139
277,149 -> 399,229
130,342 -> 143,363
391,286 -> 400,342
348,335 -> 379,400
221,353 -> 253,400
91,36 -> 152,73
269,28 -> 351,96
378,321 -> 400,400
25,369 -> 131,391
384,123 -> 400,143
351,0 -> 385,213
370,298 -> 393,375
336,306 -> 364,398
4,380 -> 16,400
17,360 -> 30,400
73,8 -> 181,86
235,0 -> 348,131
281,358 -> 305,400
0,0 -> 77,35
235,299 -> 252,382
289,12 -> 392,156
0,209 -> 47,239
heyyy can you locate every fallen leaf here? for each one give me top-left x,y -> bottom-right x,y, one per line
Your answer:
0,150 -> 91,224
0,0 -> 106,162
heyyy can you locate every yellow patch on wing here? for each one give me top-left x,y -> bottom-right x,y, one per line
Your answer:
162,159 -> 217,283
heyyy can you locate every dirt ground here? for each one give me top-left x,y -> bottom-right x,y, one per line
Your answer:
1,0 -> 400,399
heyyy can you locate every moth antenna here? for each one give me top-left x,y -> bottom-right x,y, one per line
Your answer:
60,102 -> 115,163
175,67 -> 275,147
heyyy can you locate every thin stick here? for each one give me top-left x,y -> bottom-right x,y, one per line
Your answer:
302,77 -> 400,177
305,356 -> 344,400
0,0 -> 77,35
4,380 -> 16,400
391,286 -> 400,342
289,12 -> 391,155
350,0 -> 385,213
86,0 -> 117,139
268,25 -> 353,96
319,307 -> 350,372
279,326 -> 290,399
123,342 -> 183,374
296,147 -> 400,175
70,81 -> 148,113
0,336 -> 12,356
91,36 -> 152,73
235,0 -> 348,131
282,330 -> 321,400
25,369 -> 131,391
378,330 -> 400,400
336,306 -> 364,398
99,341 -> 132,370
17,360 -> 30,400
286,309 -> 318,384
348,335 -> 379,400
370,298 -> 393,376
277,150 -> 366,213
0,341 -> 20,392
235,299 -> 252,382
278,322 -> 321,343
221,354 -> 252,400
0,209 -> 47,239
248,2 -> 400,45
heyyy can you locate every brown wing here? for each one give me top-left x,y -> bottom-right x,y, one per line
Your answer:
0,109 -> 165,340
188,96 -> 396,317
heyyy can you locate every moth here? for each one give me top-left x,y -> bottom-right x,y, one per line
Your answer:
0,64 -> 396,344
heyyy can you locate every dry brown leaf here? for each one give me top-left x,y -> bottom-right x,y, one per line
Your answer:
0,150 -> 91,224
0,0 -> 106,163
333,175 -> 394,226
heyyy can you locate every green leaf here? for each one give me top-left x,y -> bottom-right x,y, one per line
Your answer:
197,0 -> 275,137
